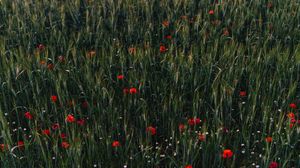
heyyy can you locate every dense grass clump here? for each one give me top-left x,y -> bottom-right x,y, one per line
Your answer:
0,0 -> 300,167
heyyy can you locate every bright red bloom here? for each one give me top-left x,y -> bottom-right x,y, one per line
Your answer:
185,165 -> 193,168
77,118 -> 85,126
129,87 -> 137,94
269,162 -> 278,168
162,20 -> 169,27
52,123 -> 60,130
112,140 -> 120,147
222,149 -> 233,158
61,141 -> 70,149
160,45 -> 167,53
66,114 -> 76,123
265,136 -> 273,143
198,133 -> 206,141
42,129 -> 50,136
24,111 -> 33,120
289,103 -> 297,109
117,75 -> 124,80
17,141 -> 24,150
239,91 -> 247,97
164,35 -> 172,39
188,118 -> 201,126
146,126 -> 157,135
179,124 -> 185,132
287,112 -> 295,119
208,10 -> 214,15
51,95 -> 57,103
61,133 -> 67,139
289,123 -> 294,128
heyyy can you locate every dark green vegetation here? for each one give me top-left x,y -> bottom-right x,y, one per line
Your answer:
0,0 -> 300,167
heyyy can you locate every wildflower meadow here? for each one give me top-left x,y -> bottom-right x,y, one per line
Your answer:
0,0 -> 299,167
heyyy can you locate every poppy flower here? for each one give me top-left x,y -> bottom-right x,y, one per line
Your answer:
185,165 -> 193,168
51,95 -> 57,103
287,112 -> 295,119
77,118 -> 85,126
112,140 -> 120,147
61,141 -> 70,149
289,103 -> 297,109
223,28 -> 230,36
52,123 -> 60,130
42,129 -> 50,136
24,111 -> 33,120
239,91 -> 247,97
162,20 -> 169,27
58,55 -> 65,63
208,10 -> 214,15
160,45 -> 167,53
17,141 -> 25,150
86,50 -> 96,58
0,144 -> 7,152
129,87 -> 137,94
61,133 -> 67,139
179,124 -> 185,132
123,88 -> 129,94
128,47 -> 137,55
222,149 -> 233,158
265,136 -> 273,143
47,63 -> 54,70
81,101 -> 88,109
37,44 -> 45,51
198,133 -> 206,141
188,118 -> 201,126
66,114 -> 76,123
269,161 -> 278,168
117,75 -> 124,80
164,35 -> 172,39
146,126 -> 157,135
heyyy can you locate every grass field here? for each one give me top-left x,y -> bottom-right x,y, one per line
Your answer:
0,0 -> 299,167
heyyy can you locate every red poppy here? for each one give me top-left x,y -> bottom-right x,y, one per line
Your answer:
24,111 -> 33,120
37,44 -> 45,51
47,63 -> 54,70
61,141 -> 70,149
86,50 -> 96,58
239,91 -> 247,97
223,28 -> 230,36
17,141 -> 25,150
289,123 -> 294,128
185,165 -> 193,168
128,47 -> 137,55
129,87 -> 137,94
66,114 -> 76,123
42,129 -> 50,136
61,133 -> 67,139
208,10 -> 214,15
289,103 -> 297,109
164,35 -> 172,39
188,118 -> 201,126
160,45 -> 167,53
198,133 -> 206,141
52,123 -> 60,130
162,20 -> 169,27
51,95 -> 57,103
265,136 -> 273,143
269,162 -> 278,168
117,75 -> 124,80
222,149 -> 233,158
58,55 -> 65,63
123,88 -> 129,94
0,144 -> 6,152
179,124 -> 185,132
112,140 -> 120,147
77,118 -> 85,126
146,126 -> 157,135
287,112 -> 295,119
